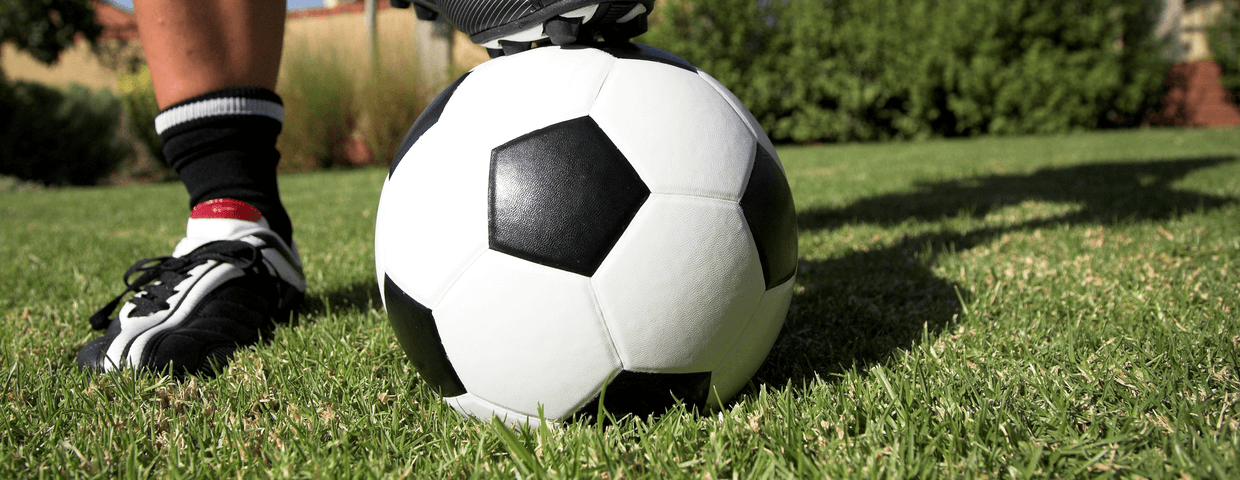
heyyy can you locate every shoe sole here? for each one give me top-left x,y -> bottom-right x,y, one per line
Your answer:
394,0 -> 654,53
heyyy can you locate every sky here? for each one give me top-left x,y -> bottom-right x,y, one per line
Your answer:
112,1 -> 327,11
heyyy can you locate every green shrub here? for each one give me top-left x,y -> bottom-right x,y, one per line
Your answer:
277,43 -> 356,171
644,0 -> 1168,143
355,53 -> 430,171
0,79 -> 131,185
116,65 -> 163,163
276,41 -> 428,171
111,64 -> 178,183
1207,0 -> 1240,101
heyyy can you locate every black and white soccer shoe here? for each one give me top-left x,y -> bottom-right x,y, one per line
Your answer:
76,199 -> 305,375
392,0 -> 656,56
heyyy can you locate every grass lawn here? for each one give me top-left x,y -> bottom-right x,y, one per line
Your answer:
1,127 -> 1238,477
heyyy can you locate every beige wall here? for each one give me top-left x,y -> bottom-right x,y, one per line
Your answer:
1,40 -> 127,91
2,8 -> 489,92
285,9 -> 418,69
1161,0 -> 1232,62
283,8 -> 488,81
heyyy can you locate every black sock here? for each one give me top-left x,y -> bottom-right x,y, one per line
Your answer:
156,87 -> 294,245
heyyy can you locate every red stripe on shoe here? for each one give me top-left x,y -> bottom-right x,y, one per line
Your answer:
191,198 -> 263,222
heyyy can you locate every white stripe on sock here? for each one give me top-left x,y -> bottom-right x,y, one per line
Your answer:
155,97 -> 284,135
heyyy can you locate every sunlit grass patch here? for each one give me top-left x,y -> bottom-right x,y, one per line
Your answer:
0,128 -> 1237,477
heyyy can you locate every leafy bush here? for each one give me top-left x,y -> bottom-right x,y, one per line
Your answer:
276,41 -> 428,171
355,60 -> 432,171
277,43 -> 356,171
117,65 -> 163,162
1207,0 -> 1240,100
644,0 -> 1168,143
113,65 -> 178,183
0,79 -> 131,185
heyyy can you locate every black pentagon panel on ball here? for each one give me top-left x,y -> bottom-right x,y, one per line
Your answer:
388,72 -> 472,178
573,370 -> 712,419
489,116 -> 650,277
383,275 -> 467,397
740,145 -> 799,289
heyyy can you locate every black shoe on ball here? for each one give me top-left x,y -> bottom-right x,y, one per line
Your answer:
393,0 -> 656,57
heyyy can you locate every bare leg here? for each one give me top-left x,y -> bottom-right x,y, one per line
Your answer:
129,0 -> 294,245
133,0 -> 286,109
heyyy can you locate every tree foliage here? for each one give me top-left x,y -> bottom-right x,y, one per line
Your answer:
0,0 -> 101,65
644,0 -> 1169,143
1207,0 -> 1240,99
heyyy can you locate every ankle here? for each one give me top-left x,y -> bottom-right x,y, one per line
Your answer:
155,87 -> 294,245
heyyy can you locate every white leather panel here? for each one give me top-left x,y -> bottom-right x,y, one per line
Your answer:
439,47 -> 617,151
378,126 -> 490,309
709,277 -> 794,407
445,393 -> 547,428
434,250 -> 621,420
591,58 -> 756,202
695,70 -> 781,173
593,194 -> 765,373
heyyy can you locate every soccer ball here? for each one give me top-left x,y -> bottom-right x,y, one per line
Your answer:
375,44 -> 797,424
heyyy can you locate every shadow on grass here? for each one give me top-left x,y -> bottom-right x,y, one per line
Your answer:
800,156 -> 1238,231
754,156 -> 1238,392
296,280 -> 382,321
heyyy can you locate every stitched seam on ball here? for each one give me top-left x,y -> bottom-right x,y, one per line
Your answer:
587,54 -> 620,118
429,244 -> 490,310
653,191 -> 744,206
586,276 -> 625,370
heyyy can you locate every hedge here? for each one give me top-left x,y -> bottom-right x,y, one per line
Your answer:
117,65 -> 164,165
1208,0 -> 1240,100
0,78 -> 130,185
644,0 -> 1169,143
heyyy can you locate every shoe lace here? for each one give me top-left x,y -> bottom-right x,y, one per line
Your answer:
88,240 -> 268,330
